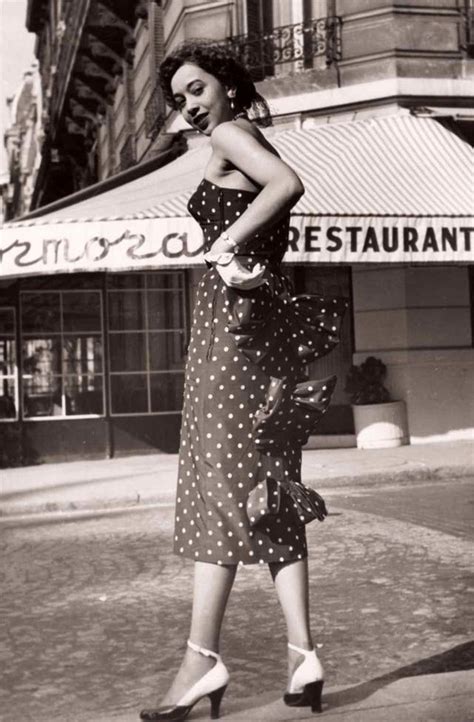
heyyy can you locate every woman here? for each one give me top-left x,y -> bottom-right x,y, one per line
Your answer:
140,41 -> 336,721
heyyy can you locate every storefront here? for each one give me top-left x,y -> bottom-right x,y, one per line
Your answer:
1,114 -> 473,464
0,270 -> 188,461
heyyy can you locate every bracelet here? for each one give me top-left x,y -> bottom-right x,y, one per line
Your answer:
203,231 -> 239,265
218,231 -> 237,248
203,250 -> 234,265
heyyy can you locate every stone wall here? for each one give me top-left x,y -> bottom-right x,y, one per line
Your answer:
352,265 -> 474,442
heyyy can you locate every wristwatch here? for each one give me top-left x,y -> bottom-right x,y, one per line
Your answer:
218,231 -> 237,249
203,231 -> 238,265
203,250 -> 234,265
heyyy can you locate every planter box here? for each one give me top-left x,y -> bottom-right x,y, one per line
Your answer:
352,400 -> 409,449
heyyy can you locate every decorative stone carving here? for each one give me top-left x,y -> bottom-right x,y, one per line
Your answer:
69,98 -> 100,126
81,36 -> 122,77
135,0 -> 149,21
74,55 -> 116,99
86,1 -> 137,60
72,77 -> 109,115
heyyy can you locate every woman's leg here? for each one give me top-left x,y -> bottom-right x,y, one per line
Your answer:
160,561 -> 237,705
269,558 -> 315,684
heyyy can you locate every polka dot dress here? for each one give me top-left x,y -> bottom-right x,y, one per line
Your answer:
174,179 -> 308,566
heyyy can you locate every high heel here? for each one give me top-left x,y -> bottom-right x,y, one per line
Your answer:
139,640 -> 229,721
209,684 -> 227,719
283,642 -> 324,713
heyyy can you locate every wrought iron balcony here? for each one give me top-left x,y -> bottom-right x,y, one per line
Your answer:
145,82 -> 166,141
119,135 -> 136,171
227,16 -> 342,81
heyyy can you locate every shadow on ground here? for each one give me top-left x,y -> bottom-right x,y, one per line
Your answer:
324,641 -> 474,710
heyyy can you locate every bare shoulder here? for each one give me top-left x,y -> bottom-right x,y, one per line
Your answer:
211,120 -> 256,147
211,119 -> 279,157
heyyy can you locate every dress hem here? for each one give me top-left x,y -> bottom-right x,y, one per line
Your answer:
173,549 -> 308,566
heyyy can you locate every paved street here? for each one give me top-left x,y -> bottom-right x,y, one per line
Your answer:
332,477 -> 474,540
1,478 -> 473,722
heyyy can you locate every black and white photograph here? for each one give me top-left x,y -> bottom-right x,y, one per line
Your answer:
0,1 -> 473,720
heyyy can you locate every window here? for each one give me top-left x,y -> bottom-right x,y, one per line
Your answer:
244,0 -> 274,79
291,266 -> 354,422
20,290 -> 104,418
0,308 -> 18,421
107,272 -> 186,416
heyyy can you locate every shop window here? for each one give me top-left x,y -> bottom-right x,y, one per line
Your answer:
20,291 -> 104,418
107,272 -> 186,416
0,308 -> 18,421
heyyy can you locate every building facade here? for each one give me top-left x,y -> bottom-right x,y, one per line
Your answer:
2,63 -> 43,222
1,0 -> 473,465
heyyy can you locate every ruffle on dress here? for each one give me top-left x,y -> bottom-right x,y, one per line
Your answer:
226,278 -> 349,450
246,475 -> 328,528
253,375 -> 338,449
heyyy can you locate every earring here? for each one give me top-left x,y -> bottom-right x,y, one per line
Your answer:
228,88 -> 236,112
228,89 -> 246,120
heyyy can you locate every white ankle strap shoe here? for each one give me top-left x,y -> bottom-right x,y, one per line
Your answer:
284,642 -> 325,714
139,640 -> 229,721
287,642 -> 324,693
178,640 -> 229,707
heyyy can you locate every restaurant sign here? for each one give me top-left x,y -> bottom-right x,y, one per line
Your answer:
1,215 -> 473,277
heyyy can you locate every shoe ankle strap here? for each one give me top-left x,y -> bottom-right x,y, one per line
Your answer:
288,642 -> 315,656
187,639 -> 221,660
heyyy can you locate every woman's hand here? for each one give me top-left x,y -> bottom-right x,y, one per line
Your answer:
216,257 -> 266,289
209,234 -> 235,255
203,233 -> 266,289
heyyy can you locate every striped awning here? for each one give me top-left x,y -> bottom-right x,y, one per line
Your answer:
1,114 -> 473,277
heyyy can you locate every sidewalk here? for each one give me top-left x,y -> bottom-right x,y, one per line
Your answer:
1,439 -> 473,518
220,669 -> 474,722
86,670 -> 474,722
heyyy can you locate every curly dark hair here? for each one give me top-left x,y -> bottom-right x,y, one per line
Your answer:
159,40 -> 272,127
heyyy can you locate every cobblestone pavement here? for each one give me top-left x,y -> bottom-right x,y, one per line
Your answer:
1,478 -> 473,722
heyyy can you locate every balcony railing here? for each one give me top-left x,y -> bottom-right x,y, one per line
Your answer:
119,135 -> 136,171
227,17 -> 342,81
145,82 -> 166,141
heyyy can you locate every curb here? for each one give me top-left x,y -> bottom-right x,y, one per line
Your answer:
1,463 -> 472,523
304,463 -> 474,489
0,500 -> 175,527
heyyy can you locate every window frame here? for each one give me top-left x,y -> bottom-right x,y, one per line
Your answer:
0,306 -> 19,423
107,272 -> 186,417
19,288 -> 106,421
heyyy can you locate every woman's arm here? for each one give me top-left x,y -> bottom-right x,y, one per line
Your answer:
210,121 -> 304,248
